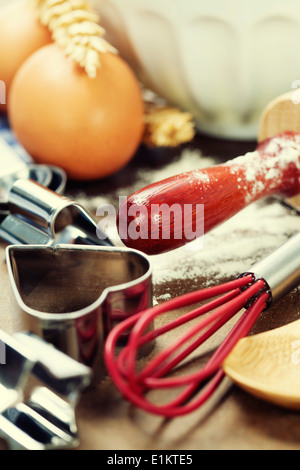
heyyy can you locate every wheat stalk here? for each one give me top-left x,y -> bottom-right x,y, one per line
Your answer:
31,0 -> 117,78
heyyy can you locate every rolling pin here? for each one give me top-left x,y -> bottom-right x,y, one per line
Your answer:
117,91 -> 300,255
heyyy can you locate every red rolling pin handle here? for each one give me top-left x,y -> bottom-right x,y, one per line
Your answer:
117,132 -> 300,255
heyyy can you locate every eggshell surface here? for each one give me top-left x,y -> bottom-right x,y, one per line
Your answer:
0,0 -> 52,113
8,44 -> 145,180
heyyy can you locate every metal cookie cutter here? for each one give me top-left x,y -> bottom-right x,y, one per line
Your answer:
0,178 -> 111,247
0,172 -> 152,379
0,329 -> 91,450
5,244 -> 152,380
0,136 -> 66,205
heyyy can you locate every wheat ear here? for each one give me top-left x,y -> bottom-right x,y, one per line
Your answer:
31,0 -> 117,78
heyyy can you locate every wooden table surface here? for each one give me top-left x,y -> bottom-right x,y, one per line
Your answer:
1,133 -> 300,451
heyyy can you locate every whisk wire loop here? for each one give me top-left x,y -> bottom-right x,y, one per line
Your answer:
131,280 -> 268,389
105,275 -> 269,417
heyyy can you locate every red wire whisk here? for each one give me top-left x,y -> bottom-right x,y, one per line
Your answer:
105,233 -> 300,417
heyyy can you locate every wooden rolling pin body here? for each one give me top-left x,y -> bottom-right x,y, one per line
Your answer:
118,132 -> 300,255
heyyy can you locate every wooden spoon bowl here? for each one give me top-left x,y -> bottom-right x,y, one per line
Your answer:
223,319 -> 300,410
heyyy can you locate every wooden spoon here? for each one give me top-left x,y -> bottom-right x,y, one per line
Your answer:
118,90 -> 300,255
258,90 -> 300,211
258,90 -> 300,142
223,320 -> 300,410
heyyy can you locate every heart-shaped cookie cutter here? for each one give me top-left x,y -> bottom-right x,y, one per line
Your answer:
1,178 -> 152,378
6,244 -> 152,379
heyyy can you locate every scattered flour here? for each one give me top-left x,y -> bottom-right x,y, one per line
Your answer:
226,134 -> 300,203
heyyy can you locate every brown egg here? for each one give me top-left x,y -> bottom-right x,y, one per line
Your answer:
0,0 -> 52,113
8,44 -> 145,180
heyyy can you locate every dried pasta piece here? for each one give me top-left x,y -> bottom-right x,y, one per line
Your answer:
31,0 -> 117,78
143,104 -> 196,148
